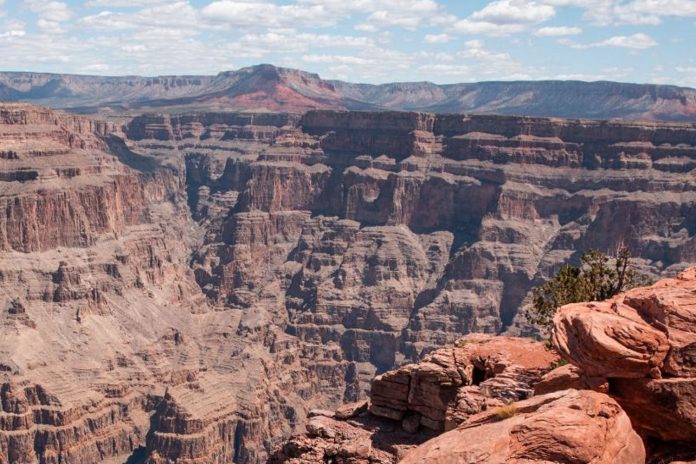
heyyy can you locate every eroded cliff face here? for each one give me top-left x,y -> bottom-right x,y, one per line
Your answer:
127,109 -> 695,369
0,104 -> 349,464
1,104 -> 695,463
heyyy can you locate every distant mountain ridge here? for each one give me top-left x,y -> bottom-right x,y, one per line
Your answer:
2,63 -> 696,121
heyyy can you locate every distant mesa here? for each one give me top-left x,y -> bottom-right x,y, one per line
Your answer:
1,64 -> 696,121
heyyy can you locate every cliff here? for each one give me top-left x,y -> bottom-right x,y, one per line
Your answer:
0,103 -> 695,463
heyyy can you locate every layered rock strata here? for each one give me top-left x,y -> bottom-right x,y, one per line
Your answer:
1,103 -> 696,463
123,108 -> 696,395
0,104 -> 347,464
4,64 -> 696,121
399,389 -> 645,464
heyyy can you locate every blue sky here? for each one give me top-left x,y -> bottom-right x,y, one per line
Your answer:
0,0 -> 695,86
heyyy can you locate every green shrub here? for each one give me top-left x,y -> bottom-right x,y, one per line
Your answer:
526,247 -> 650,333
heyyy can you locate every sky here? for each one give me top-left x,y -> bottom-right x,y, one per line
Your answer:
0,0 -> 695,87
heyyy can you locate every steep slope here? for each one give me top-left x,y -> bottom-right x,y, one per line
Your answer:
0,104 -> 354,464
2,65 -> 696,121
1,104 -> 695,464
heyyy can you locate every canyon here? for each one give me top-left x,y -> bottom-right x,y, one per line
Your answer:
0,102 -> 695,463
2,64 -> 696,121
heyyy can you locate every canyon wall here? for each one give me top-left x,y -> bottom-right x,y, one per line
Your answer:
0,103 -> 695,463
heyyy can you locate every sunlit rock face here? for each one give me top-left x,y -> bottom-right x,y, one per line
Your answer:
0,103 -> 694,463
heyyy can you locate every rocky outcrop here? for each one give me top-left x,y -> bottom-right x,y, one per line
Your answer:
552,301 -> 670,378
399,389 -> 645,464
368,334 -> 557,431
553,267 -> 696,445
272,332 -> 649,464
270,334 -> 559,463
533,364 -> 609,395
275,268 -> 696,464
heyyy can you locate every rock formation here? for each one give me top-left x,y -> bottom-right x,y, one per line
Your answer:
0,102 -> 695,463
368,335 -> 556,432
124,108 -> 695,395
275,268 -> 696,464
270,334 -> 560,463
0,103 -> 346,464
553,267 -> 696,445
399,389 -> 645,464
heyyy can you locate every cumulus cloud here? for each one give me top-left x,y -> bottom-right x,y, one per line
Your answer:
84,0 -> 171,6
424,33 -> 450,43
201,1 -> 336,28
24,0 -> 73,33
458,39 -> 511,61
0,30 -> 25,38
449,0 -> 556,36
534,26 -> 582,36
561,32 -> 657,49
81,1 -> 201,32
201,0 -> 450,30
543,0 -> 696,25
472,0 -> 556,24
450,19 -> 526,36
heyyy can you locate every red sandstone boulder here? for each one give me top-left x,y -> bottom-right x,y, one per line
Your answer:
552,301 -> 669,378
551,266 -> 696,448
619,268 -> 696,377
400,389 -> 645,464
335,400 -> 368,420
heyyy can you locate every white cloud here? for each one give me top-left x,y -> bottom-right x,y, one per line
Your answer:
534,25 -> 582,36
472,0 -> 556,24
449,0 -> 556,36
0,30 -> 25,38
458,40 -> 511,61
84,0 -> 171,6
450,19 -> 526,36
561,32 -> 657,49
24,0 -> 73,33
543,0 -> 696,25
425,33 -> 449,43
599,32 -> 657,48
202,1 -> 335,28
610,0 -> 696,25
81,1 -> 201,32
302,54 -> 373,65
355,0 -> 453,31
238,30 -> 375,54
202,0 -> 449,30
